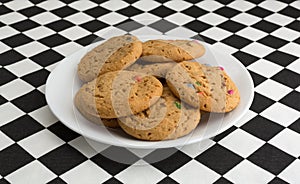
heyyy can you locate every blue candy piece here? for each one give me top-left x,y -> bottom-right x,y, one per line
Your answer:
186,83 -> 195,89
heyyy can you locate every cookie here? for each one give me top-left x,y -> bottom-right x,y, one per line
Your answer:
77,35 -> 142,82
166,61 -> 240,112
74,71 -> 163,119
118,87 -> 200,141
126,59 -> 176,78
141,39 -> 205,63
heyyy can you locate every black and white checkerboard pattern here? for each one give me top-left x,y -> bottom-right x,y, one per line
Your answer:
0,0 -> 299,183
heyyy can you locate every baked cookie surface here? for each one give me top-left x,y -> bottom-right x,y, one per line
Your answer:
77,35 -> 142,82
166,61 -> 240,112
118,87 -> 200,141
141,39 -> 205,62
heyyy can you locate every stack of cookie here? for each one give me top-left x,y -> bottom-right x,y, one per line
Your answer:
74,35 -> 240,141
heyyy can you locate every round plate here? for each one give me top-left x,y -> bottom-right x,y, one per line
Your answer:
45,35 -> 254,149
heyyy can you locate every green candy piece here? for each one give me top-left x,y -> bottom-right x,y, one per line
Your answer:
174,101 -> 181,109
195,81 -> 201,86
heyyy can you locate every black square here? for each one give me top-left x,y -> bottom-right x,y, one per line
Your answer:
75,34 -> 99,46
101,146 -> 140,165
0,5 -> 13,15
218,20 -> 246,33
248,143 -> 295,175
0,50 -> 26,66
51,6 -> 78,18
0,22 -> 5,28
279,6 -> 300,18
264,51 -> 298,67
84,6 -> 110,18
117,6 -> 143,17
221,35 -> 252,49
294,37 -> 300,44
149,19 -> 177,33
102,177 -> 122,184
214,177 -> 233,184
215,0 -> 232,4
2,34 -> 33,48
0,0 -> 13,3
193,34 -> 217,45
287,20 -> 300,32
181,5 -> 209,18
0,178 -> 10,184
0,115 -> 44,141
250,92 -> 275,113
30,50 -> 64,67
213,126 -> 237,142
80,20 -> 109,32
246,6 -> 272,18
232,51 -> 259,66
257,35 -> 288,49
271,69 -> 300,89
0,144 -> 34,176
184,20 -> 212,33
45,20 -> 75,32
195,144 -> 243,175
289,118 -> 300,134
91,152 -> 130,175
116,19 -> 143,32
157,177 -> 179,184
268,177 -> 289,184
39,34 -> 70,48
10,19 -> 40,32
18,6 -> 45,17
48,122 -> 80,142
252,20 -> 280,33
248,70 -> 267,87
280,91 -> 300,111
241,115 -> 284,141
144,149 -> 191,175
60,0 -> 75,4
21,69 -> 50,87
214,6 -> 241,18
29,0 -> 45,4
47,177 -> 67,184
0,95 -> 7,106
0,68 -> 17,85
149,6 -> 176,18
11,90 -> 47,113
39,144 -> 87,175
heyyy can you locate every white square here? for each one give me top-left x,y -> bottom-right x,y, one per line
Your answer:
59,26 -> 91,40
291,1 -> 300,10
18,129 -> 64,158
198,13 -> 227,26
116,160 -> 165,184
101,1 -> 129,11
227,1 -> 256,11
164,1 -> 192,11
15,41 -> 48,57
235,110 -> 258,127
201,27 -> 232,41
94,26 -> 126,39
259,0 -> 287,12
255,79 -> 293,101
165,26 -> 197,38
287,59 -> 300,74
29,106 -> 58,127
132,0 -> 160,11
0,12 -> 26,24
178,139 -> 215,158
131,13 -> 161,25
0,79 -> 34,101
269,129 -> 300,157
165,13 -> 194,26
224,160 -> 274,184
264,13 -> 294,26
37,0 -> 65,10
219,129 -> 265,158
236,27 -> 268,41
271,27 -> 299,41
232,13 -> 261,26
130,26 -> 162,36
24,26 -> 55,40
279,42 -> 300,58
53,42 -> 82,57
279,160 -> 300,184
37,84 -> 45,94
261,102 -> 300,127
296,85 -> 300,93
61,160 -> 111,184
31,12 -> 60,25
196,1 -> 223,11
65,12 -> 94,25
211,42 -> 239,54
247,59 -> 284,78
241,42 -> 275,58
98,12 -> 127,25
0,103 -> 25,127
69,1 -> 97,11
69,137 -> 106,158
5,0 -> 33,10
45,62 -> 59,72
0,131 -> 14,150
5,58 -> 42,77
0,26 -> 19,40
6,160 -> 56,184
170,160 -> 220,184
0,40 -> 11,54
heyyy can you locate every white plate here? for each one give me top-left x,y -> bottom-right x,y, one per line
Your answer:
45,35 -> 254,149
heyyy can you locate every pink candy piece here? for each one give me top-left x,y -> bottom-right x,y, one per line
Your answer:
228,90 -> 234,95
197,91 -> 204,95
133,75 -> 142,82
219,66 -> 224,71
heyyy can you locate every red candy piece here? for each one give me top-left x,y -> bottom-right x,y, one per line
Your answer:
133,75 -> 142,82
219,66 -> 224,71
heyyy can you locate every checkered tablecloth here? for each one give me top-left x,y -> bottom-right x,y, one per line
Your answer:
0,0 -> 300,183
